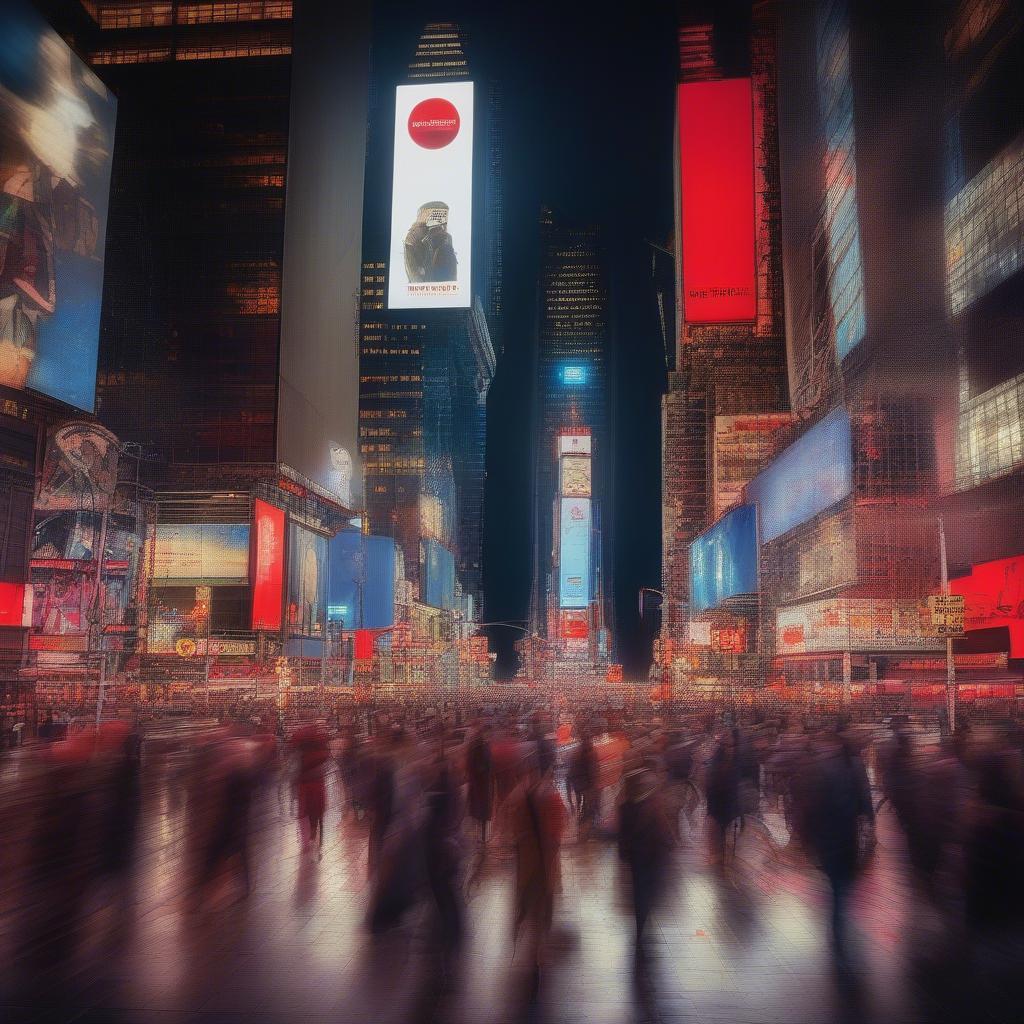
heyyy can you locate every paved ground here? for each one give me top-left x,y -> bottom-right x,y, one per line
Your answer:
0,755 -> 1013,1024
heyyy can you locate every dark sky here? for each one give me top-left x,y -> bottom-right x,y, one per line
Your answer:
371,0 -> 681,676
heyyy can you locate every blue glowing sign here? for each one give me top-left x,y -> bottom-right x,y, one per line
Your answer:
421,538 -> 456,610
559,497 -> 591,608
561,365 -> 587,386
328,531 -> 396,628
690,504 -> 758,613
745,407 -> 852,543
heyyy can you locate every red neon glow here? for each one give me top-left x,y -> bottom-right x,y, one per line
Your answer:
0,582 -> 27,628
354,629 -> 375,660
950,555 -> 1024,658
560,610 -> 589,640
251,500 -> 285,630
678,79 -> 756,324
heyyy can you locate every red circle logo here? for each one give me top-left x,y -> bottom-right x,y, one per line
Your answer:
408,98 -> 460,149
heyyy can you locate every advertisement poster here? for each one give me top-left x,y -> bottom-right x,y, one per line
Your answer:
287,523 -> 327,636
560,455 -> 591,498
31,573 -> 92,635
37,422 -> 119,512
776,598 -> 940,655
0,2 -> 117,410
153,524 -> 250,585
250,500 -> 285,631
950,555 -> 1024,657
559,497 -> 591,609
678,79 -> 756,324
388,81 -> 473,309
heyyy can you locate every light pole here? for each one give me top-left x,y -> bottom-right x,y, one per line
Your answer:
938,515 -> 956,734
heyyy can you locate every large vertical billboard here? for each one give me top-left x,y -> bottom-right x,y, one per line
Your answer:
421,537 -> 456,610
251,500 -> 285,631
287,523 -> 327,636
329,530 -> 396,629
678,79 -> 756,324
559,497 -> 591,609
388,81 -> 473,310
0,2 -> 116,411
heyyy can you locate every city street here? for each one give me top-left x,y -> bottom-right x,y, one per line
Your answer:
0,745 -> 989,1024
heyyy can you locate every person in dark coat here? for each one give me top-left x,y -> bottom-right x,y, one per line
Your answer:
618,766 -> 676,961
465,725 -> 494,843
804,732 -> 873,960
568,733 -> 598,830
705,730 -> 740,866
424,755 -> 465,950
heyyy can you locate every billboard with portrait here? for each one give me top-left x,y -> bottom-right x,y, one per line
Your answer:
745,407 -> 852,544
388,81 -> 473,310
152,524 -> 250,585
421,537 -> 456,611
0,2 -> 116,411
689,504 -> 758,613
559,497 -> 591,609
287,523 -> 327,636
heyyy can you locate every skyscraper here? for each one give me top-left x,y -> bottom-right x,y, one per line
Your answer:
529,207 -> 613,669
359,21 -> 500,621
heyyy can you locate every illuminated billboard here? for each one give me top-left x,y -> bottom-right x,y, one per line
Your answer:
388,81 -> 473,310
421,537 -> 456,610
678,79 -> 755,324
0,2 -> 116,411
951,556 -> 1024,658
153,524 -> 249,585
745,407 -> 852,544
560,455 -> 591,498
559,497 -> 591,609
560,364 -> 587,386
329,530 -> 396,629
287,523 -> 327,636
689,503 -> 758,613
559,433 -> 591,456
776,597 -> 940,655
560,609 -> 589,639
251,500 -> 285,631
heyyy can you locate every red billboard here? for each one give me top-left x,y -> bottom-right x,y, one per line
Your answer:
678,79 -> 756,324
560,610 -> 589,640
950,556 -> 1024,658
0,582 -> 27,628
251,500 -> 285,630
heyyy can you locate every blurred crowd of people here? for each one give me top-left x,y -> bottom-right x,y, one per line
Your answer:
2,697 -> 1023,1015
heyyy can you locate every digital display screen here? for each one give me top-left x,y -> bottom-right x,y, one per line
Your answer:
421,537 -> 456,610
251,500 -> 285,631
689,503 -> 758,612
329,530 -> 396,629
153,524 -> 250,585
559,497 -> 591,609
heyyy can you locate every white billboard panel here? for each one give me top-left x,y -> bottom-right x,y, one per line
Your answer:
388,82 -> 473,309
559,433 -> 592,456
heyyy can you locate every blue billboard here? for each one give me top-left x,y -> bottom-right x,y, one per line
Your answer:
745,407 -> 852,544
421,538 -> 456,610
560,364 -> 588,386
690,504 -> 758,612
559,497 -> 591,609
0,2 -> 117,411
328,531 -> 396,629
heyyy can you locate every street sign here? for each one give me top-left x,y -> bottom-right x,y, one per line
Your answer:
928,594 -> 965,635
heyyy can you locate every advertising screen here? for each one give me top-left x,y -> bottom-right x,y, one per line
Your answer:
329,530 -> 396,629
421,537 -> 456,610
388,81 -> 473,310
250,500 -> 285,631
951,556 -> 1024,658
678,79 -> 755,324
690,504 -> 758,613
559,497 -> 591,609
153,524 -> 250,585
559,433 -> 591,456
745,407 -> 852,544
0,3 -> 116,411
560,455 -> 591,498
287,523 -> 327,636
776,598 -> 940,655
560,609 -> 589,640
0,581 -> 28,627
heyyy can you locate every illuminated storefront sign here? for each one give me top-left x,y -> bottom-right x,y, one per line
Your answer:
745,407 -> 852,544
388,82 -> 473,309
678,78 -> 756,324
689,504 -> 758,612
950,555 -> 1024,658
0,3 -> 116,411
559,497 -> 591,609
251,500 -> 285,631
776,597 -> 941,655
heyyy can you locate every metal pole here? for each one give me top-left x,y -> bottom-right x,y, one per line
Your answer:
938,516 -> 956,734
93,509 -> 109,726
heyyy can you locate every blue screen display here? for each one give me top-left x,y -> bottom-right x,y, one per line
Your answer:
560,364 -> 587,385
421,538 -> 456,610
689,504 -> 758,612
559,497 -> 591,608
745,407 -> 852,543
329,531 -> 396,628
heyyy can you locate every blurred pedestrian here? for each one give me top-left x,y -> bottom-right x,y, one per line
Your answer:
465,723 -> 493,844
292,724 -> 329,859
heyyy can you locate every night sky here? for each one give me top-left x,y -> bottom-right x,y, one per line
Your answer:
372,0 -> 689,676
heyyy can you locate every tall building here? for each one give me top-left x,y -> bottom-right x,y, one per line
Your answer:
40,1 -> 371,678
359,21 -> 500,623
658,2 -> 790,686
529,207 -> 613,670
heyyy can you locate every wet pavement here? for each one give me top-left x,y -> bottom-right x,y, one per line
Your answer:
0,753 -> 1010,1024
